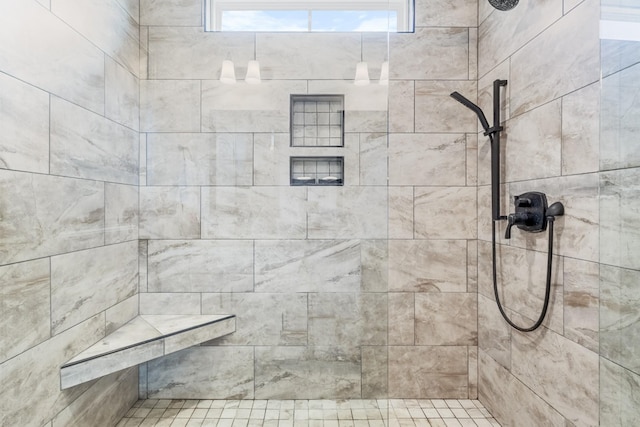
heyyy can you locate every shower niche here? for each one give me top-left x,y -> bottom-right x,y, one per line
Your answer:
290,156 -> 344,186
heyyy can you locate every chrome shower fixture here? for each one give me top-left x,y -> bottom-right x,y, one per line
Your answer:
489,0 -> 519,11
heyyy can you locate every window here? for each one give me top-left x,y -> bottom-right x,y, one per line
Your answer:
205,0 -> 414,32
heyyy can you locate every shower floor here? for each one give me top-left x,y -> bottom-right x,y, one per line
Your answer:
117,398 -> 501,427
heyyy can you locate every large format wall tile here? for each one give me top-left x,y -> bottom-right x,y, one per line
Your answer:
600,265 -> 640,374
600,168 -> 640,270
503,99 -> 561,182
308,293 -> 387,347
389,293 -> 414,345
105,57 -> 140,131
601,63 -> 640,170
600,357 -> 640,426
389,80 -> 414,133
52,0 -> 139,76
415,0 -> 477,27
362,346 -> 388,398
258,33 -> 360,80
51,368 -> 138,427
389,133 -> 466,186
146,347 -> 255,399
478,0 -> 561,77
139,186 -> 201,239
255,346 -> 361,399
359,133 -> 387,186
563,258 -> 599,352
0,171 -> 104,264
0,72 -> 49,173
202,187 -> 306,239
478,294 -> 510,370
308,187 -> 387,239
389,187 -> 414,239
255,240 -> 361,293
390,28 -> 469,80
478,351 -> 565,427
415,81 -> 477,133
147,133 -> 253,186
140,292 -> 201,315
201,80 -> 307,133
141,0 -> 201,26
388,346 -> 468,398
147,240 -> 253,293
148,28 -> 254,79
0,0 -> 105,114
51,241 -> 138,334
511,328 -> 599,426
0,315 -> 105,427
105,183 -> 139,245
562,82 -> 599,175
415,293 -> 477,346
0,259 -> 50,362
414,186 -> 477,239
141,80 -> 201,132
50,97 -> 139,185
389,240 -> 467,292
509,0 -> 599,115
202,293 -> 308,346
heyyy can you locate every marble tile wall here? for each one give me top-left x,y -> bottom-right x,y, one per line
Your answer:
477,0 -> 640,424
139,0 -> 479,402
0,1 -> 140,426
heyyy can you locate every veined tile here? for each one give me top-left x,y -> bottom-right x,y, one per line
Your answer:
511,327 -> 599,426
147,347 -> 255,399
255,240 -> 361,293
478,350 -> 565,427
308,293 -> 387,347
106,57 -> 140,131
201,80 -> 307,133
359,133 -> 387,186
389,133 -> 466,186
255,346 -> 361,399
141,80 -> 201,132
362,346 -> 388,398
389,80 -> 414,133
415,293 -> 477,346
509,0 -> 599,115
415,0 -> 477,27
202,186 -> 306,239
141,0 -> 202,26
140,292 -> 201,315
0,72 -> 49,173
258,33 -> 360,80
415,81 -> 477,133
388,346 -> 468,398
389,240 -> 467,292
202,293 -> 308,346
52,0 -> 139,76
106,294 -> 139,335
562,82 -> 599,175
563,258 -> 599,353
50,97 -> 139,185
414,186 -> 477,239
139,186 -> 201,239
149,27 -> 253,79
0,315 -> 104,427
148,240 -> 253,293
389,187 -> 414,239
0,0 -> 104,113
600,357 -> 640,426
388,293 -> 415,345
51,241 -> 138,335
308,187 -> 387,239
361,240 -> 388,293
477,294 -> 510,370
0,259 -> 50,362
390,28 -> 469,80
147,133 -> 253,186
0,171 -> 104,264
105,183 -> 139,245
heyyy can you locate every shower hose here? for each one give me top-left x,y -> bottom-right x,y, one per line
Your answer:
491,217 -> 555,332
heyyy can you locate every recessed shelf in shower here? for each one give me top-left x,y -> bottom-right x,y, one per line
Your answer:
290,94 -> 344,147
290,156 -> 344,186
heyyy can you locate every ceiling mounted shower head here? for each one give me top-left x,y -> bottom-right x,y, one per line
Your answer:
489,0 -> 519,11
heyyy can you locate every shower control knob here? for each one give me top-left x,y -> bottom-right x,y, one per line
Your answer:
504,212 -> 529,239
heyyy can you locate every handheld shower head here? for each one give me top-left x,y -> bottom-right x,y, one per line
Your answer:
489,0 -> 519,10
450,91 -> 490,133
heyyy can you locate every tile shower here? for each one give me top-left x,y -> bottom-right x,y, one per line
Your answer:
0,1 -> 638,427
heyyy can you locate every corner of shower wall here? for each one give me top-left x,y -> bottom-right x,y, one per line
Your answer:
475,0 -> 604,425
0,0 -> 142,425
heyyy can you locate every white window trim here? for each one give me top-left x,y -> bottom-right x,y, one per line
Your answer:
205,0 -> 413,32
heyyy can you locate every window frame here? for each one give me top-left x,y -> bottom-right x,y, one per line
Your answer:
205,0 -> 414,32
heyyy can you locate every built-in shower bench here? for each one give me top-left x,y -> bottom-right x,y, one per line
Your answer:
60,314 -> 235,390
